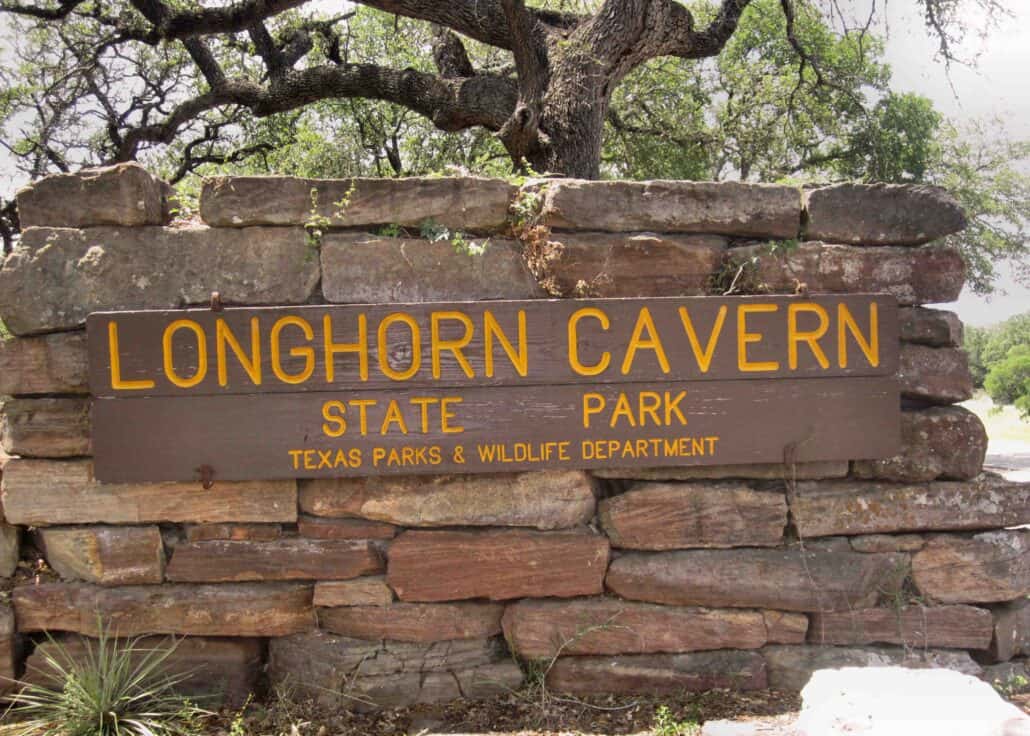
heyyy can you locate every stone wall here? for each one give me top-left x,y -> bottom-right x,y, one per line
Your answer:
0,163 -> 1026,708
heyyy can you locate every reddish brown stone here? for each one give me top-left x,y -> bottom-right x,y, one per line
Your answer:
913,531 -> 1030,604
318,602 -> 503,642
24,635 -> 261,707
40,525 -> 164,585
0,332 -> 89,396
989,598 -> 1030,662
606,547 -> 905,612
387,529 -> 609,602
899,307 -> 963,347
0,522 -> 20,578
298,514 -> 398,540
546,651 -> 768,695
1,459 -> 297,525
793,475 -> 1030,538
0,604 -> 17,695
592,462 -> 848,481
852,406 -> 987,482
299,471 -> 595,530
166,539 -> 383,582
599,482 -> 785,550
184,523 -> 282,542
502,598 -> 768,658
734,242 -> 965,306
849,535 -> 926,553
0,397 -> 91,457
807,605 -> 993,649
899,344 -> 974,405
14,582 -> 313,636
763,611 -> 809,644
539,232 -> 725,297
313,577 -> 394,607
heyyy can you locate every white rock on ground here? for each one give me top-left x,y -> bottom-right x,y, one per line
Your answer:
795,667 -> 1030,736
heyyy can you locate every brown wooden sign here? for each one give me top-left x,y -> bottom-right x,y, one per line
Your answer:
87,295 -> 900,482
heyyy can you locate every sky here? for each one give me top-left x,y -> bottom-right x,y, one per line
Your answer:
0,1 -> 1027,326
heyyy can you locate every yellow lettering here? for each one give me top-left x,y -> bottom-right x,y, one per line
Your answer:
440,397 -> 464,434
107,321 -> 155,390
737,304 -> 780,372
350,399 -> 375,435
568,307 -> 611,376
788,303 -> 830,370
621,307 -> 670,375
377,312 -> 421,381
664,390 -> 687,425
410,396 -> 438,433
582,393 -> 606,429
216,318 -> 261,387
321,400 -> 347,438
678,306 -> 727,373
380,400 -> 409,435
638,391 -> 662,426
484,309 -> 528,377
430,311 -> 475,379
609,392 -> 636,428
162,319 -> 208,389
270,316 -> 315,385
324,313 -> 368,383
838,303 -> 880,368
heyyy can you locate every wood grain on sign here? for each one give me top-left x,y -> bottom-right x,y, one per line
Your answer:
91,377 -> 899,482
87,295 -> 898,397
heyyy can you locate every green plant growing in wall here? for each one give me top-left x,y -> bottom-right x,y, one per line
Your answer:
419,218 -> 487,257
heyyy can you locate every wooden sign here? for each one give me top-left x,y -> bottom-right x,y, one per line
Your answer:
87,295 -> 900,482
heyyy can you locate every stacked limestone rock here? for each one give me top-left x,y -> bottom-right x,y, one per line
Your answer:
0,163 -> 1027,708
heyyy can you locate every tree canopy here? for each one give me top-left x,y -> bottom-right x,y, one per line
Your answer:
0,0 -> 1026,291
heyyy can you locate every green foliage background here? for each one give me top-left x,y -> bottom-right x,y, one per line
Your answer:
966,312 -> 1030,418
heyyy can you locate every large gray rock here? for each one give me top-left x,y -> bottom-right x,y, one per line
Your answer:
13,582 -> 314,636
599,482 -> 786,549
988,598 -> 1030,663
0,226 -> 319,335
793,475 -> 1030,537
546,651 -> 768,695
592,461 -> 848,481
318,601 -> 503,642
0,332 -> 89,395
320,233 -> 543,303
1,458 -> 297,526
0,522 -> 18,578
502,598 -> 776,658
804,183 -> 967,246
40,525 -> 164,585
0,604 -> 17,695
852,407 -> 987,482
200,176 -> 516,231
807,605 -> 993,649
762,644 -> 983,691
536,232 -> 724,297
0,397 -> 91,458
268,632 -> 521,711
898,307 -> 963,347
16,163 -> 173,228
733,242 -> 965,306
540,179 -> 802,238
796,667 -> 1029,736
606,546 -> 906,612
899,344 -> 974,405
913,531 -> 1030,604
299,471 -> 595,530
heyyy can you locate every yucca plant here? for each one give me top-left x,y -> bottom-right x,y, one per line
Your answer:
3,620 -> 212,736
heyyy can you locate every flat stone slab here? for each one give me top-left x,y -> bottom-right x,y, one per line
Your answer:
606,547 -> 906,612
546,651 -> 768,695
297,514 -> 398,540
200,176 -> 516,231
502,598 -> 776,658
0,397 -> 91,458
762,645 -> 983,691
599,482 -> 786,549
299,471 -> 595,530
40,525 -> 164,585
796,667 -> 1029,735
320,233 -> 543,303
268,632 -> 521,711
13,582 -> 313,636
0,523 -> 19,578
733,242 -> 965,306
899,344 -> 974,405
540,180 -> 802,238
0,332 -> 89,395
807,605 -> 993,649
16,163 -> 173,228
165,539 -> 384,582
313,577 -> 394,607
913,531 -> 1030,604
388,528 -> 609,602
537,232 -> 725,297
793,475 -> 1030,537
0,226 -> 319,335
592,462 -> 848,481
898,307 -> 963,347
0,604 -> 17,695
1,459 -> 297,525
989,597 -> 1030,662
318,601 -> 503,642
852,406 -> 987,482
184,523 -> 282,542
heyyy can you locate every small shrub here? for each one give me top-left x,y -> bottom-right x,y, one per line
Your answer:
652,704 -> 700,735
4,622 -> 211,736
